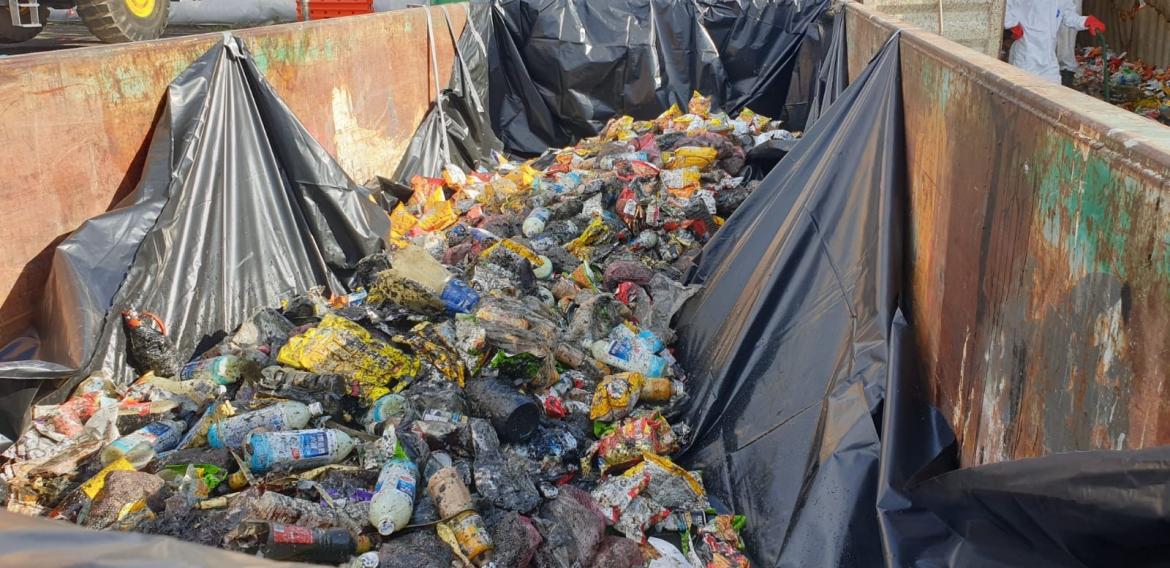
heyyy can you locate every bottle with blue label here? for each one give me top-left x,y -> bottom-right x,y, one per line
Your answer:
246,428 -> 355,474
178,354 -> 259,385
609,323 -> 666,353
368,442 -> 418,536
100,419 -> 186,468
374,245 -> 480,314
522,207 -> 551,237
439,278 -> 480,314
590,338 -> 668,378
208,400 -> 323,449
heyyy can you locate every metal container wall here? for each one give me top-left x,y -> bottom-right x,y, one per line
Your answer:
0,7 -> 466,345
859,0 -> 1006,57
1084,0 -> 1170,68
848,2 -> 1170,466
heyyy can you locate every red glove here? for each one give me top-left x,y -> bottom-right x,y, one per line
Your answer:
1085,15 -> 1105,37
1010,24 -> 1024,40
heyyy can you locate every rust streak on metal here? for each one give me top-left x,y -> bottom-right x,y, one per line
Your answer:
848,2 -> 1170,466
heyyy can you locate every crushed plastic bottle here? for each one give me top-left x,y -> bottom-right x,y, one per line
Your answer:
590,338 -> 668,378
207,400 -> 323,449
246,428 -> 355,473
101,419 -> 186,468
368,442 -> 418,536
178,354 -> 260,385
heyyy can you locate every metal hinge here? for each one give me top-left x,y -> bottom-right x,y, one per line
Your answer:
6,0 -> 42,28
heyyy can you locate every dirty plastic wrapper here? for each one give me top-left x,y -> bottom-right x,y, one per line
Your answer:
0,36 -> 389,440
277,314 -> 419,402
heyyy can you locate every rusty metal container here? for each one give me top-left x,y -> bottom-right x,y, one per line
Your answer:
847,2 -> 1170,466
0,0 -> 1169,477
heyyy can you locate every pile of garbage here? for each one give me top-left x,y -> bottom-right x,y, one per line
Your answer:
1,92 -> 795,567
1074,46 -> 1170,125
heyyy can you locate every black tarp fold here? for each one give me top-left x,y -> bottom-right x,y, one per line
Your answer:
486,0 -> 830,156
0,36 -> 389,439
674,32 -> 906,566
392,3 -> 503,183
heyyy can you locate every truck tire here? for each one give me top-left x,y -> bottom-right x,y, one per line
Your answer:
76,0 -> 168,43
0,6 -> 49,43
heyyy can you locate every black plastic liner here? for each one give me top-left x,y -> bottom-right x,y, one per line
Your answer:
0,37 -> 389,440
391,3 -> 504,183
674,32 -> 906,566
486,0 -> 830,156
396,0 -> 831,177
677,31 -> 1170,568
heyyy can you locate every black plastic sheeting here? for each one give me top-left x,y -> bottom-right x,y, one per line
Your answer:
391,3 -> 503,183
676,31 -> 1170,568
806,6 -> 847,128
0,37 -> 389,440
487,0 -> 830,156
674,31 -> 906,566
397,0 -> 832,179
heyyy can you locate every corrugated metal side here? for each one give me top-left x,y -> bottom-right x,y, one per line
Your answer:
0,7 -> 466,346
847,2 -> 1170,467
859,0 -> 1005,57
1084,0 -> 1170,68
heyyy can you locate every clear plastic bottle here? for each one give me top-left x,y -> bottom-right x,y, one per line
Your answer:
368,447 -> 418,536
178,354 -> 259,385
246,428 -> 355,473
362,394 -> 409,433
610,323 -> 666,353
100,419 -> 186,468
522,207 -> 551,237
208,400 -> 323,449
590,338 -> 668,378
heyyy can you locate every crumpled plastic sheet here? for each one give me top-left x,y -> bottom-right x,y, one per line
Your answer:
0,35 -> 389,441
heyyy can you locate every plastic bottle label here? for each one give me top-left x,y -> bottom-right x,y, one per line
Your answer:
179,357 -> 232,385
422,409 -> 465,424
272,523 -> 315,545
396,479 -> 416,499
374,459 -> 417,500
210,407 -> 290,448
607,338 -> 635,362
440,279 -> 480,314
297,431 -> 329,459
110,421 -> 180,454
249,429 -> 338,472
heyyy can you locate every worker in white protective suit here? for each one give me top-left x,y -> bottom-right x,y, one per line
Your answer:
1055,0 -> 1083,85
1004,0 -> 1106,84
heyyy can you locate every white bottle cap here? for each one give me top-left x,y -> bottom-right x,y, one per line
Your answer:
378,518 -> 396,536
354,552 -> 380,568
308,402 -> 324,417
